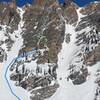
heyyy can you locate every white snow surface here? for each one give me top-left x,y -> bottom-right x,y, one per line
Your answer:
0,8 -> 30,100
47,22 -> 99,100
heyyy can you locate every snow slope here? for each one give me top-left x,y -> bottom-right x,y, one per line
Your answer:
0,8 -> 30,100
47,22 -> 78,100
47,19 -> 99,100
0,63 -> 16,99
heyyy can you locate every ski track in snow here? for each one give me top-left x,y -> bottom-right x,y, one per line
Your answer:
0,8 -> 30,100
4,8 -> 24,100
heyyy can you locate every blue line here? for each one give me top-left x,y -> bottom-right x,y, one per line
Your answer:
5,49 -> 38,100
5,58 -> 21,100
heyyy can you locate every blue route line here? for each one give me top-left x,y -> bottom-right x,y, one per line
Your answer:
5,58 -> 21,100
4,49 -> 38,100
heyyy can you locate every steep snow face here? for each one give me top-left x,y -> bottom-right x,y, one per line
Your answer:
47,22 -> 78,100
47,7 -> 100,100
57,23 -> 77,84
47,22 -> 91,100
0,8 -> 30,100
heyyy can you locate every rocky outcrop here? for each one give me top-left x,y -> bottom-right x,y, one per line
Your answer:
76,2 -> 100,66
0,47 -> 7,62
63,3 -> 78,24
22,1 -> 65,64
30,84 -> 59,100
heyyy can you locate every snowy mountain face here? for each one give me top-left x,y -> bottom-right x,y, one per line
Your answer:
0,0 -> 100,100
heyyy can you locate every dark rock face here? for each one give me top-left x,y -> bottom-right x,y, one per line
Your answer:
0,47 -> 6,62
84,45 -> 100,66
10,73 -> 26,82
76,3 -> 100,32
63,3 -> 78,24
73,74 -> 86,85
0,4 -> 20,33
80,3 -> 100,15
76,2 -> 100,66
0,3 -> 21,61
30,84 -> 59,100
4,1 -> 66,99
69,2 -> 100,87
33,0 -> 57,7
68,66 -> 88,85
22,2 -> 65,64
94,69 -> 100,100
